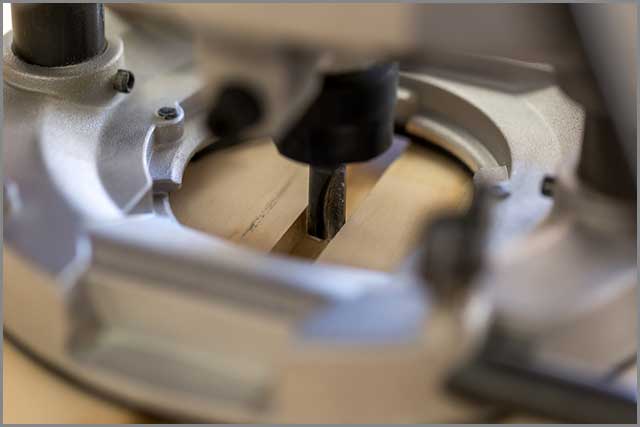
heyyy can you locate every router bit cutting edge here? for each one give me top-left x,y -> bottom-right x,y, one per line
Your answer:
307,164 -> 346,240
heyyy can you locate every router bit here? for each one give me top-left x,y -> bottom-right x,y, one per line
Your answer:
276,62 -> 398,239
307,164 -> 346,239
206,62 -> 397,240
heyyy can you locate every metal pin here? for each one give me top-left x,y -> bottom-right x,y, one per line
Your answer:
307,165 -> 346,240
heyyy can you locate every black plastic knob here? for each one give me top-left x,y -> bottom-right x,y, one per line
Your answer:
276,62 -> 398,167
207,85 -> 263,139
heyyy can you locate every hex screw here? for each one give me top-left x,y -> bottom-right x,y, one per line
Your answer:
157,106 -> 179,120
541,175 -> 556,197
113,69 -> 135,93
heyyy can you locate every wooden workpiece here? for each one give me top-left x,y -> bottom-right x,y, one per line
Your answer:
171,139 -> 309,252
172,137 -> 473,272
318,143 -> 472,271
3,340 -> 152,424
4,137 -> 635,423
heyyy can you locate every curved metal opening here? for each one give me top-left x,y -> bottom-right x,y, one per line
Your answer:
170,74 -> 514,271
398,73 -> 512,174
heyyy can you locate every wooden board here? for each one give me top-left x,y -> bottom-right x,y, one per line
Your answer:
3,340 -> 151,424
170,139 -> 308,252
272,137 -> 410,260
318,143 -> 472,271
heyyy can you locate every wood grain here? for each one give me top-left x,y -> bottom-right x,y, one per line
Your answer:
318,143 -> 473,271
170,140 -> 308,251
273,137 -> 409,260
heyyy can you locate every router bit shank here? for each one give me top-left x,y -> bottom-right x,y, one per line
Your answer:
277,62 -> 398,240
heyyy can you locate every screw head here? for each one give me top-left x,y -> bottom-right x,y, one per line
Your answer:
157,106 -> 179,120
541,175 -> 556,197
113,69 -> 135,93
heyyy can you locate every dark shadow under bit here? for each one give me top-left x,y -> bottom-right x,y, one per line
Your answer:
307,165 -> 346,240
